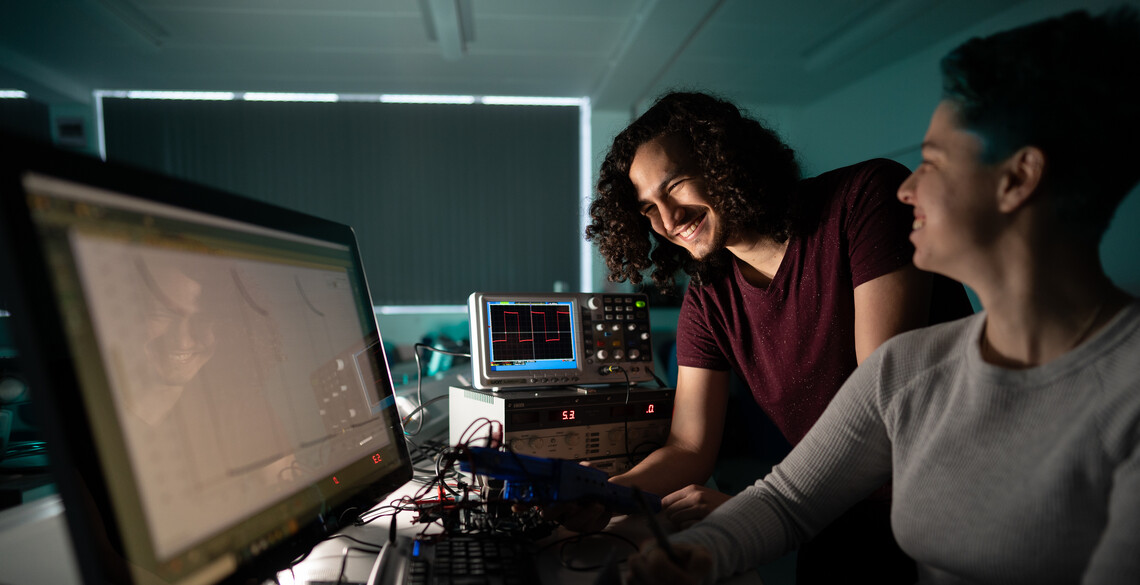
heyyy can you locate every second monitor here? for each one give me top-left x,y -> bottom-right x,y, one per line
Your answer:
467,292 -> 656,390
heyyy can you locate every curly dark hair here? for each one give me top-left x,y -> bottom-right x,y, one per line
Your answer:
586,91 -> 800,293
940,6 -> 1140,242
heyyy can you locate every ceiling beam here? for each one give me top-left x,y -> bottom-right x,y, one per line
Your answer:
0,47 -> 92,104
588,0 -> 724,113
420,0 -> 475,61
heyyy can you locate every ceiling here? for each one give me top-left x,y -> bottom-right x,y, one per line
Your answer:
1,0 -> 1025,113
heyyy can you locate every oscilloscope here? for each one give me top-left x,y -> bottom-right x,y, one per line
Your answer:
467,292 -> 656,390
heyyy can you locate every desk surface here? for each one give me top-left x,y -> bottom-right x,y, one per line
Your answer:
0,481 -> 762,585
282,479 -> 763,585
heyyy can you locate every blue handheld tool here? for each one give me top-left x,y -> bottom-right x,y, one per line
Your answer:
459,447 -> 662,513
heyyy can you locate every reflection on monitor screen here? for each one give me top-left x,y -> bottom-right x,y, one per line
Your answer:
0,146 -> 412,585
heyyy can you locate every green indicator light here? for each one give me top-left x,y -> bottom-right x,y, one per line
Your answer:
635,300 -> 646,308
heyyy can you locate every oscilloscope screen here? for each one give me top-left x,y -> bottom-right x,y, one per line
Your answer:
486,300 -> 578,371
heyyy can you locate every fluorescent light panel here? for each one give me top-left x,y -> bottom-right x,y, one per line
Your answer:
0,90 -> 27,99
481,96 -> 584,107
98,90 -> 582,107
243,92 -> 338,102
376,305 -> 467,315
126,90 -> 234,100
380,94 -> 476,104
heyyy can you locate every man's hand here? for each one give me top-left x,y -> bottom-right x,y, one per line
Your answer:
661,485 -> 731,528
627,541 -> 713,585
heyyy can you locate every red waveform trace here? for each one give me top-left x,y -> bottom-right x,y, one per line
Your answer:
492,309 -> 571,343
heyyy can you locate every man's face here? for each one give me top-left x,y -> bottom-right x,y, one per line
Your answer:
142,266 -> 217,387
897,101 -> 1004,280
630,134 -> 727,260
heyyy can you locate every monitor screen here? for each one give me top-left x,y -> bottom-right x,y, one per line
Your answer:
484,299 -> 579,373
0,139 -> 413,585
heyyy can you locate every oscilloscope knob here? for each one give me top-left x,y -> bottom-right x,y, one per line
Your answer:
596,349 -> 608,360
587,296 -> 601,310
614,349 -> 624,360
629,349 -> 640,359
627,323 -> 636,331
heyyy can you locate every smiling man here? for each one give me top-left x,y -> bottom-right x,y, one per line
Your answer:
582,92 -> 973,583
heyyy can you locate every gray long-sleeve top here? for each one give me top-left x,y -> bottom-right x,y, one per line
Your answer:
673,301 -> 1140,584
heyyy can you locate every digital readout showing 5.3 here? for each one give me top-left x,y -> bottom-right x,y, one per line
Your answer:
507,402 -> 669,428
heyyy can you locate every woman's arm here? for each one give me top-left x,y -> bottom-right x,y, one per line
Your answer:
670,358 -> 895,580
1083,438 -> 1140,582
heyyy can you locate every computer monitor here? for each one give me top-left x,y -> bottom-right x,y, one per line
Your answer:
0,138 -> 413,585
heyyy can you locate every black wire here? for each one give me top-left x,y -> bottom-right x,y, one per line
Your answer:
2,440 -> 47,458
335,545 -> 380,584
605,365 -> 638,466
324,533 -> 384,550
400,394 -> 450,429
541,531 -> 640,571
405,343 -> 471,436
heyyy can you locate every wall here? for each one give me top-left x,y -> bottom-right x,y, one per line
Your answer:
782,0 -> 1140,294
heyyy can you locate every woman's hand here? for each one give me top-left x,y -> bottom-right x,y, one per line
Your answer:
662,485 -> 732,528
627,541 -> 714,585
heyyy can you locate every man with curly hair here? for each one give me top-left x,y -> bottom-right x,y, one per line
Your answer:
578,91 -> 973,582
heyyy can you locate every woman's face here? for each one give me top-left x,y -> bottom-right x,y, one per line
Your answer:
897,101 -> 1006,281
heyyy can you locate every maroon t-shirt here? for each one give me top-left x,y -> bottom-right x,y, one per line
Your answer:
677,158 -> 970,446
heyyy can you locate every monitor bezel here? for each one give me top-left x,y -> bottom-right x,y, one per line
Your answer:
0,137 -> 413,585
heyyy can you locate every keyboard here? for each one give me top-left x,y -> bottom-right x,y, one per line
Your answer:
366,533 -> 542,585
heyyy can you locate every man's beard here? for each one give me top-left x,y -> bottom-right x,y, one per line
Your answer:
688,221 -> 729,262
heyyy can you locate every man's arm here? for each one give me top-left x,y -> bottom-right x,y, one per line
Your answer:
548,365 -> 730,533
852,265 -> 932,363
609,366 -> 731,496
